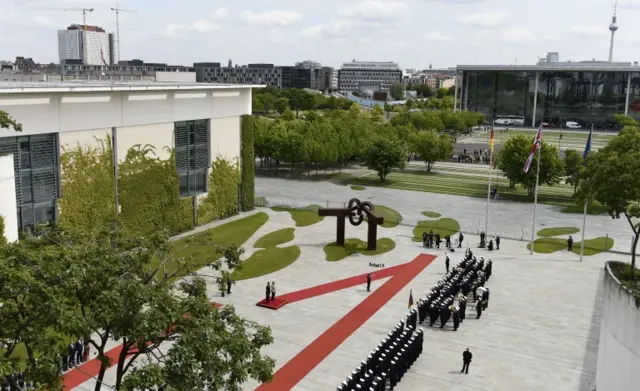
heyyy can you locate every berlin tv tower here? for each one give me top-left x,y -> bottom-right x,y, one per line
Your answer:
608,0 -> 619,62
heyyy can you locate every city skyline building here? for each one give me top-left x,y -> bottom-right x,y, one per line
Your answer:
608,0 -> 619,62
337,60 -> 402,94
57,24 -> 114,66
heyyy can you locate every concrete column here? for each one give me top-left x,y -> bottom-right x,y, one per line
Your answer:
454,72 -> 459,112
0,155 -> 19,243
464,73 -> 470,110
625,72 -> 632,115
531,72 -> 539,127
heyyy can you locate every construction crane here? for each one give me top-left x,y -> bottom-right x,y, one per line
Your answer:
110,6 -> 137,64
42,8 -> 94,63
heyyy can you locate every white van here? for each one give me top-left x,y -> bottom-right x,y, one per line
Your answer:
494,118 -> 512,125
566,121 -> 581,129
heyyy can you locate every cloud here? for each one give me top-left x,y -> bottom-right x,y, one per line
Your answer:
569,25 -> 604,38
267,29 -> 283,43
33,15 -> 56,27
500,27 -> 535,44
213,7 -> 229,20
424,32 -> 452,41
337,0 -> 409,24
298,19 -> 352,39
422,0 -> 487,3
240,10 -> 302,27
456,12 -> 509,28
618,0 -> 640,8
164,20 -> 220,38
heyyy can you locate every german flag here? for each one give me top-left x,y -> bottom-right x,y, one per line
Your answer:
408,289 -> 414,309
489,127 -> 495,168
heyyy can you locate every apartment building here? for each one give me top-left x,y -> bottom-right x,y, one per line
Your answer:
57,24 -> 114,66
337,60 -> 402,93
194,63 -> 281,87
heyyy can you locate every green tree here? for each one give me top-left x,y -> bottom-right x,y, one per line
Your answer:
390,83 -> 406,100
576,125 -> 640,276
371,104 -> 385,123
563,149 -> 582,194
327,96 -> 339,110
410,130 -> 451,171
361,136 -> 407,182
274,97 -> 289,114
281,107 -> 295,121
285,89 -> 314,117
0,109 -> 22,132
496,135 -> 564,195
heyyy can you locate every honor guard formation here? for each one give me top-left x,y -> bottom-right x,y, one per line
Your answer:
337,251 -> 493,390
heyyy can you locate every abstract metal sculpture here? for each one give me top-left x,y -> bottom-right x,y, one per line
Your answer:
318,198 -> 384,250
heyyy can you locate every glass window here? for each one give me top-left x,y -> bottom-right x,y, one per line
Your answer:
21,171 -> 32,187
175,120 -> 210,196
34,202 -> 55,223
179,174 -> 189,197
195,170 -> 207,193
22,187 -> 33,203
20,151 -> 31,169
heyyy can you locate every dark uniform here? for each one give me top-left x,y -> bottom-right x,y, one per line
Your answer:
475,299 -> 483,319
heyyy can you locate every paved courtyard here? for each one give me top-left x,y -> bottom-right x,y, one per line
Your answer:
70,182 -> 616,391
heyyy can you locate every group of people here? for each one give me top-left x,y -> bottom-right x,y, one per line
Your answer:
479,231 -> 500,251
414,253 -> 493,336
264,281 -> 277,303
451,149 -> 492,164
1,373 -> 31,391
422,231 -> 465,250
61,338 -> 91,372
338,320 -> 424,391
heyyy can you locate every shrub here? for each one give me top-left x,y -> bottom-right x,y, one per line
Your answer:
240,115 -> 255,211
198,157 -> 241,225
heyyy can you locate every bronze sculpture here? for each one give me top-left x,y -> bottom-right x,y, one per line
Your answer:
318,198 -> 384,250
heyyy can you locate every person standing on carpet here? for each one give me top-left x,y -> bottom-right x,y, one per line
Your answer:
270,281 -> 276,301
265,282 -> 271,303
366,273 -> 373,292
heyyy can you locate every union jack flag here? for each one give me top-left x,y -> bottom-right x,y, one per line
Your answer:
523,125 -> 543,173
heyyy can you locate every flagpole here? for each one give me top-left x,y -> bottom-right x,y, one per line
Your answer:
485,131 -> 494,235
579,200 -> 588,262
529,146 -> 541,255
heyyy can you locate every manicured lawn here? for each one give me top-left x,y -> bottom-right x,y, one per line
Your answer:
421,211 -> 442,218
324,238 -> 396,262
254,228 -> 295,248
560,203 -> 608,215
526,236 -> 614,255
232,245 -> 301,280
537,227 -> 580,237
609,261 -> 640,299
351,185 -> 366,191
167,212 -> 269,276
350,170 -> 577,207
412,218 -> 461,241
370,205 -> 402,228
272,205 -> 325,227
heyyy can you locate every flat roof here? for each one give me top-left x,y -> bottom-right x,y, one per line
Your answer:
0,81 -> 265,94
456,63 -> 640,72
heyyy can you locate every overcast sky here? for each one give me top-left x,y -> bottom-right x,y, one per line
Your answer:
3,0 -> 640,69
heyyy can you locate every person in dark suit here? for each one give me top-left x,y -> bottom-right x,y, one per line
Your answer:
366,273 -> 373,292
495,236 -> 500,250
445,256 -> 450,274
458,232 -> 464,248
265,282 -> 271,303
461,348 -> 472,374
567,236 -> 574,251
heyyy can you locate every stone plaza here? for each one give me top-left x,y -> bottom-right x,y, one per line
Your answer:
69,177 -> 623,391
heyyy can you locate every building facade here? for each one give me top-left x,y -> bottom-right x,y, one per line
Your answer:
57,25 -> 114,66
456,61 -> 640,129
61,59 -> 195,81
338,61 -> 402,93
194,63 -> 281,87
0,81 -> 256,237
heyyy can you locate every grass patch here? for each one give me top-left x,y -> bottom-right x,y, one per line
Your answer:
327,172 -> 356,186
537,227 -> 580,237
560,203 -> 608,215
412,218 -> 461,241
232,245 -> 301,281
351,185 -> 366,191
578,237 -> 614,255
272,205 -> 324,227
421,211 -> 442,218
370,205 -> 402,228
168,212 -> 269,275
526,236 -> 614,255
254,228 -> 295,249
609,261 -> 640,301
324,238 -> 396,262
350,170 -> 578,207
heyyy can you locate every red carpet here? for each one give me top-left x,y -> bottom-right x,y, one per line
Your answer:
62,302 -> 222,390
255,254 -> 435,391
257,297 -> 288,309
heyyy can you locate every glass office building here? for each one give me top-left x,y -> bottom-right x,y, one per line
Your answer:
456,62 -> 640,130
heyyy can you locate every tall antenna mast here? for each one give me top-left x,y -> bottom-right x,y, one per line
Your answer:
110,5 -> 137,64
608,0 -> 619,62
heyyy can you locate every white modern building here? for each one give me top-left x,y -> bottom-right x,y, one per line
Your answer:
58,25 -> 114,66
0,81 -> 257,240
337,61 -> 402,93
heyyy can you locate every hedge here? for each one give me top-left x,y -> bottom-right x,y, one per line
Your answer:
240,115 -> 255,211
198,157 -> 241,225
59,138 -> 192,237
0,214 -> 6,246
58,137 -> 116,237
118,145 -> 191,237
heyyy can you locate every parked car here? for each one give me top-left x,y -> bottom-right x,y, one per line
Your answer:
541,122 -> 552,128
566,121 -> 581,129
